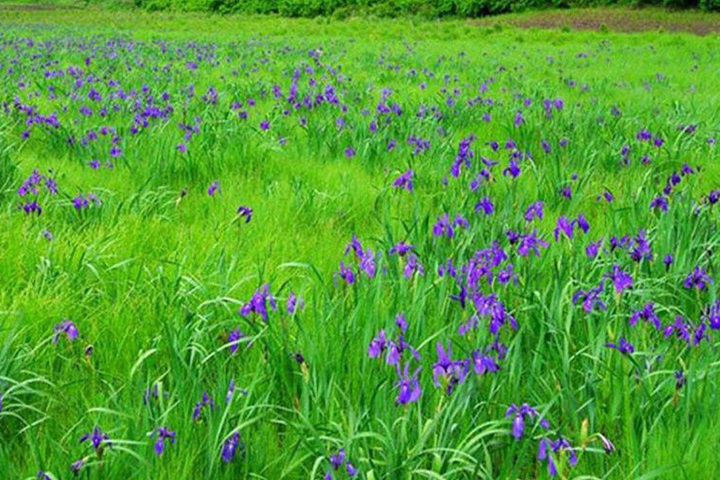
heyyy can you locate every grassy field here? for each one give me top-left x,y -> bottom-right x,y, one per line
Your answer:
1,7 -> 719,480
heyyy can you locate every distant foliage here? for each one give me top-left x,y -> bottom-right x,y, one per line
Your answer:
132,0 -> 720,15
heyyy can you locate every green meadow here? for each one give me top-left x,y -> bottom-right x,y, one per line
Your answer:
1,7 -> 719,479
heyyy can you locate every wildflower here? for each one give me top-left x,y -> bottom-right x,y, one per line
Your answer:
287,292 -> 304,315
629,302 -> 661,330
586,241 -> 601,259
475,197 -> 495,215
572,282 -> 607,313
517,230 -> 549,257
393,169 -> 414,192
432,342 -> 468,394
605,337 -> 635,355
227,328 -> 244,354
389,241 -> 414,256
80,427 -> 111,452
177,143 -> 187,153
344,147 -> 356,158
53,320 -> 78,344
554,216 -> 574,241
403,253 -> 424,278
395,363 -> 422,405
260,120 -> 270,130
471,350 -> 500,375
650,195 -> 668,212
236,206 -> 253,223
664,254 -> 674,270
239,284 -> 277,322
606,264 -> 633,294
337,262 -> 356,285
221,431 -> 244,463
505,403 -> 550,439
192,391 -> 215,422
684,266 -> 712,291
538,436 -> 578,477
153,426 -> 176,456
207,180 -> 220,196
70,458 -> 85,476
524,201 -> 544,222
703,300 -> 720,329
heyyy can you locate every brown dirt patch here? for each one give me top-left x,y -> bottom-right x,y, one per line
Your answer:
479,9 -> 720,35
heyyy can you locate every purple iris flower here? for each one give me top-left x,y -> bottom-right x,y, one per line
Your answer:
192,391 -> 215,422
524,201 -> 544,222
286,292 -> 304,315
538,436 -> 578,477
393,169 -> 414,192
605,337 -> 635,355
403,253 -> 424,278
80,427 -> 111,451
153,426 -> 176,456
629,302 -> 661,330
239,284 -> 277,322
389,241 -> 414,256
395,363 -> 422,405
475,197 -> 495,215
70,458 -> 85,476
432,342 -> 468,395
607,265 -> 633,294
344,147 -> 356,158
572,282 -> 607,313
517,230 -> 549,257
236,206 -> 253,223
227,328 -> 244,354
664,254 -> 674,270
53,320 -> 78,344
221,431 -> 244,463
208,180 -> 220,196
554,216 -> 574,241
650,195 -> 668,212
505,403 -> 550,439
703,300 -> 720,329
684,266 -> 713,291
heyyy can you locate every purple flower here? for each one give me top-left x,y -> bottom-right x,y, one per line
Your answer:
221,431 -> 243,463
389,241 -> 414,257
286,292 -> 304,315
344,147 -> 356,158
208,180 -> 220,196
538,436 -> 578,477
227,328 -> 244,354
395,363 -> 422,405
664,254 -> 674,270
53,320 -> 78,344
260,120 -> 270,131
517,230 -> 549,257
177,143 -> 187,153
505,403 -> 550,439
650,195 -> 668,212
629,302 -> 661,330
393,169 -> 414,192
368,330 -> 388,358
703,300 -> 720,329
432,342 -> 468,395
330,448 -> 346,470
554,216 -> 574,241
475,197 -> 495,215
337,262 -> 356,285
153,426 -> 176,456
524,201 -> 544,222
80,426 -> 111,451
605,337 -> 635,355
684,266 -> 713,291
572,282 -> 607,313
239,284 -> 277,322
607,264 -> 633,294
236,206 -> 253,223
586,241 -> 601,259
192,391 -> 215,422
403,253 -> 424,278
70,458 -> 85,476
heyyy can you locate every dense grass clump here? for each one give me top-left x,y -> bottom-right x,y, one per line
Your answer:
0,11 -> 719,480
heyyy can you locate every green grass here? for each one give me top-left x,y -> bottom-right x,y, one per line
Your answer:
0,8 -> 719,480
